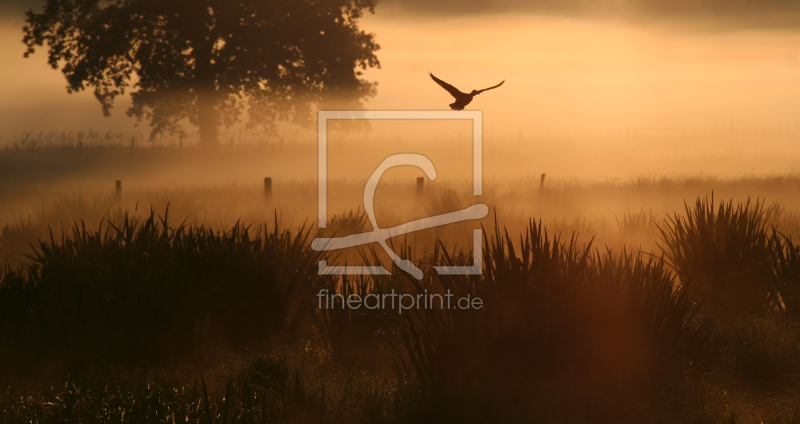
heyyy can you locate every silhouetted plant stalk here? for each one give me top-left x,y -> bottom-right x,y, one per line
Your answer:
0,210 -> 324,378
765,230 -> 800,315
389,219 -> 703,421
658,194 -> 785,312
0,354 -> 390,424
6,197 -> 800,421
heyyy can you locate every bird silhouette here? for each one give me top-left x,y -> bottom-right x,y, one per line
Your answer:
429,72 -> 505,110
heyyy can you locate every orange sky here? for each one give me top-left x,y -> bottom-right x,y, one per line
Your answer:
0,13 -> 798,138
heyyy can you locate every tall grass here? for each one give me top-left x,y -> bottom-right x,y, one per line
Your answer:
310,272 -> 398,368
0,354 -> 391,424
658,195 -> 780,312
324,209 -> 369,236
766,231 -> 800,315
615,208 -> 659,247
0,211 -> 324,379
393,220 -> 700,422
6,197 -> 800,421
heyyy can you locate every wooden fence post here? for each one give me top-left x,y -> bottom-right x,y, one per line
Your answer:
115,180 -> 122,201
416,177 -> 424,198
264,177 -> 273,204
540,173 -> 546,190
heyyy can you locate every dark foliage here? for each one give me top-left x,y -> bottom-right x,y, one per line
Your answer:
659,195 -> 780,312
393,220 -> 700,422
0,211 -> 322,378
22,0 -> 380,143
0,354 -> 391,424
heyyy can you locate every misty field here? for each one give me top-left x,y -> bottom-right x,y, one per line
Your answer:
3,0 -> 799,419
3,137 -> 800,423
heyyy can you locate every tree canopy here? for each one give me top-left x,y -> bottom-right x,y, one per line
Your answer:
23,0 -> 380,145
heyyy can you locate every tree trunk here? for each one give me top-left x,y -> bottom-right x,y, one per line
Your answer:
192,10 -> 219,148
197,88 -> 219,147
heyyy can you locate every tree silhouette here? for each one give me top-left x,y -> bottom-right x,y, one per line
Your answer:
22,0 -> 380,146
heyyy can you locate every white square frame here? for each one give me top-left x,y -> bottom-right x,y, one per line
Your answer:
317,110 -> 484,276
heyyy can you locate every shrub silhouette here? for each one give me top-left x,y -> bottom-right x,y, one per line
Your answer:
0,211 -> 322,378
394,220 -> 698,422
659,195 -> 780,312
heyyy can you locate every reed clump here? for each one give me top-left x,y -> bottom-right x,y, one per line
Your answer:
0,211 -> 323,379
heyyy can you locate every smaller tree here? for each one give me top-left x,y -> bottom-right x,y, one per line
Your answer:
23,0 -> 381,145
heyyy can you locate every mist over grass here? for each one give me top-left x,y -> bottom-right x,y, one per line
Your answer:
3,192 -> 800,421
4,134 -> 800,421
1,0 -> 799,418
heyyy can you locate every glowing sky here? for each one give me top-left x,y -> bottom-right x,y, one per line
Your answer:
0,11 -> 798,138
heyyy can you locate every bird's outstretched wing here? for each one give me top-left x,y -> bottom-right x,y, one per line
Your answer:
430,72 -> 465,98
474,80 -> 505,95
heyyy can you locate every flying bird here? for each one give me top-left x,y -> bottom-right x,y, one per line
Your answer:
429,72 -> 505,111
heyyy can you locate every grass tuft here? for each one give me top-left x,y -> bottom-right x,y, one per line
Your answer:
0,210 -> 323,378
659,194 -> 780,312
